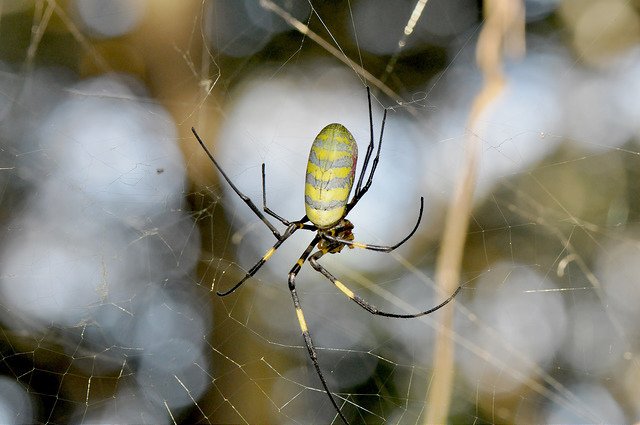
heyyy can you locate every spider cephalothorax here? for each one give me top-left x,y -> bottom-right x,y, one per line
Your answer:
318,219 -> 354,254
191,87 -> 461,425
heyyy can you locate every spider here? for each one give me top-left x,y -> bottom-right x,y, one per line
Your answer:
191,87 -> 461,425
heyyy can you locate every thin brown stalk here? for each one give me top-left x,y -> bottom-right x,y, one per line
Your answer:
424,0 -> 524,423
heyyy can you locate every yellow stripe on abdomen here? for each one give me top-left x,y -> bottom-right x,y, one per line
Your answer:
305,123 -> 358,229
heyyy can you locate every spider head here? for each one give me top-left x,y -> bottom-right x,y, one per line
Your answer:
318,219 -> 354,254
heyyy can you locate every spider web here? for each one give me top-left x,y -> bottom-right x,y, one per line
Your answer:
1,0 -> 639,424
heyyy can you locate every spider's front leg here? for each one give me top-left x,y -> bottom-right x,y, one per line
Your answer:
287,236 -> 350,425
308,250 -> 462,318
216,222 -> 303,296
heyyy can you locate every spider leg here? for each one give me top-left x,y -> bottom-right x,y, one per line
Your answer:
309,251 -> 461,319
328,197 -> 424,253
217,223 -> 302,296
348,91 -> 387,213
352,108 -> 385,202
262,163 -> 308,226
353,86 -> 375,199
192,127 -> 284,240
288,236 -> 350,425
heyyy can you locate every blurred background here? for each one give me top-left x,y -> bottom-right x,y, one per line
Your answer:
1,0 -> 640,423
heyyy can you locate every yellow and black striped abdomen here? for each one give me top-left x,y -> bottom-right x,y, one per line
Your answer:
305,123 -> 358,229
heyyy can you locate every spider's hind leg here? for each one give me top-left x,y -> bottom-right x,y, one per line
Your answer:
192,127 -> 283,240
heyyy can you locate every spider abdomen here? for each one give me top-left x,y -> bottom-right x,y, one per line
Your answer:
305,123 -> 358,229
